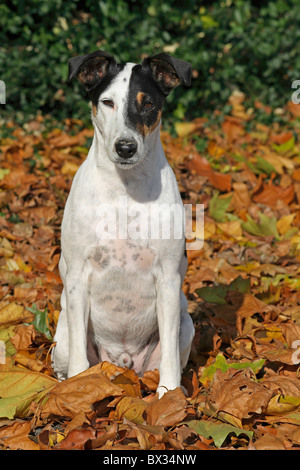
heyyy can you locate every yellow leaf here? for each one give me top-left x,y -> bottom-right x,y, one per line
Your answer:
49,431 -> 66,446
115,396 -> 148,424
266,394 -> 300,415
61,161 -> 79,176
203,220 -> 216,240
234,262 -> 261,273
6,256 -> 31,273
174,122 -> 198,137
0,303 -> 34,328
277,214 -> 296,235
217,220 -> 242,238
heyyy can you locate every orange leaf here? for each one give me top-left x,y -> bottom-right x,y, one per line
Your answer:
0,421 -> 39,450
39,365 -> 123,420
146,388 -> 187,427
187,155 -> 231,191
253,182 -> 295,206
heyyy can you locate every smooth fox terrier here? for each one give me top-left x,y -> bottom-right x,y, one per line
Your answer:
52,50 -> 195,397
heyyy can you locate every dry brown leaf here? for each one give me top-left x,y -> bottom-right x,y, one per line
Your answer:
187,155 -> 231,191
140,369 -> 160,391
54,427 -> 95,450
254,433 -> 286,450
234,293 -> 268,318
85,422 -> 118,450
206,368 -> 276,422
0,420 -> 39,450
262,375 -> 300,397
10,324 -> 36,351
39,368 -> 123,420
64,410 -> 89,434
252,181 -> 295,206
146,388 -> 187,427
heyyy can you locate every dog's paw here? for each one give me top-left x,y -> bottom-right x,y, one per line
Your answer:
156,385 -> 168,399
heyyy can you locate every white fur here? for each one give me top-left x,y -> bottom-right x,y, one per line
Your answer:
52,64 -> 194,398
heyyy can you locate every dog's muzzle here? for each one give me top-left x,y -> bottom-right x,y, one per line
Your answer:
115,139 -> 138,160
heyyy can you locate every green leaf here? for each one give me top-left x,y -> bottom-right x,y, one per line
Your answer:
186,419 -> 253,448
272,136 -> 295,154
0,326 -> 17,358
195,276 -> 250,304
200,15 -> 219,29
209,192 -> 232,222
256,155 -> 276,175
27,303 -> 52,340
0,369 -> 57,418
199,353 -> 265,387
242,213 -> 279,240
0,168 -> 10,181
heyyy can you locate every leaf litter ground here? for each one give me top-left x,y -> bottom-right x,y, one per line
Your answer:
0,94 -> 300,450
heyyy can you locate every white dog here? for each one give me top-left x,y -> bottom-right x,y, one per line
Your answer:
52,50 -> 195,397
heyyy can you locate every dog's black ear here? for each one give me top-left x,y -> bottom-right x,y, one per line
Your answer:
143,53 -> 192,95
68,50 -> 116,87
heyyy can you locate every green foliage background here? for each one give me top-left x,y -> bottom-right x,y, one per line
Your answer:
1,0 -> 300,126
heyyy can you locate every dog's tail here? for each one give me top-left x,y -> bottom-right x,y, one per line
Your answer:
117,353 -> 133,369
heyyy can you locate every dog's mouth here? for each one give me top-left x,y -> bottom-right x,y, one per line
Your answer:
114,159 -> 140,169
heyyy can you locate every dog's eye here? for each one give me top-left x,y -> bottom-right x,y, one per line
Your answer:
102,99 -> 114,108
144,100 -> 154,110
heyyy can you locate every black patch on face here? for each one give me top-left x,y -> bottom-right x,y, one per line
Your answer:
87,63 -> 125,106
126,64 -> 166,138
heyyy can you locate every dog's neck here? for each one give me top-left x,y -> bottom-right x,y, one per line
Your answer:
90,121 -> 166,202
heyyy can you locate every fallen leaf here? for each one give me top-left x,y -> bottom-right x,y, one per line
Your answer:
187,155 -> 231,191
209,191 -> 232,222
115,396 -> 148,424
254,433 -> 286,450
146,388 -> 187,427
54,427 -> 95,450
0,303 -> 34,328
39,365 -> 123,420
0,420 -> 39,450
252,181 -> 295,206
0,368 -> 57,419
203,368 -> 276,423
187,419 -> 252,448
10,324 -> 36,351
199,353 -> 265,387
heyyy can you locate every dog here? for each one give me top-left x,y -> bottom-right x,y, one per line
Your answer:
52,50 -> 195,398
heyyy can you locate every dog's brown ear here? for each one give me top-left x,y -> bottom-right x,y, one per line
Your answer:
68,50 -> 116,87
143,53 -> 192,94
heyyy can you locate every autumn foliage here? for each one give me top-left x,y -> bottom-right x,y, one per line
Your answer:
0,94 -> 300,450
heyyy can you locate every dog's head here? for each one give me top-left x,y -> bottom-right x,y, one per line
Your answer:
68,50 -> 191,169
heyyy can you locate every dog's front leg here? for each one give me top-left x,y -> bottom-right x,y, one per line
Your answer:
65,265 -> 90,378
156,272 -> 182,398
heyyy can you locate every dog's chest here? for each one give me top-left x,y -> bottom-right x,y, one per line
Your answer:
88,239 -> 157,274
87,239 -> 158,321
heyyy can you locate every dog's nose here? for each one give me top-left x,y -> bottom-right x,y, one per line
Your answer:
115,139 -> 137,159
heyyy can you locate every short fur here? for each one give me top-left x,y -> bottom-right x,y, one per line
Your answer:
52,51 -> 194,397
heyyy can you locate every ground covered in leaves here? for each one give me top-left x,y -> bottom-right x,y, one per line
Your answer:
0,94 -> 300,450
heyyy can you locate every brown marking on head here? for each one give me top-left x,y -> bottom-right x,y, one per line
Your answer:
92,103 -> 97,117
137,109 -> 162,137
136,91 -> 146,106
